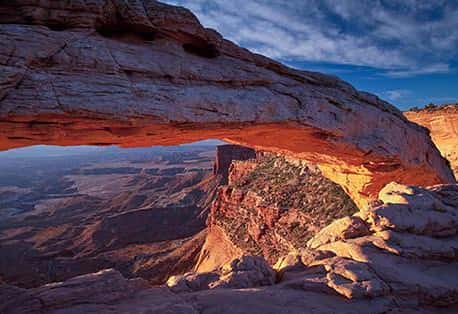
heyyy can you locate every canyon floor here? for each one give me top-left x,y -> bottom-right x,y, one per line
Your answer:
0,143 -> 221,287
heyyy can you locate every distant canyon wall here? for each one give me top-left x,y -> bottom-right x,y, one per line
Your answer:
405,104 -> 458,177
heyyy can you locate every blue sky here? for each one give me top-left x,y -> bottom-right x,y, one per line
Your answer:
164,0 -> 457,110
0,140 -> 226,157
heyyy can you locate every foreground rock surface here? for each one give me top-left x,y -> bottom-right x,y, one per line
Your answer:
167,255 -> 275,292
176,182 -> 458,312
281,182 -> 458,308
0,0 -> 454,208
0,269 -> 198,314
0,268 -> 408,314
405,104 -> 458,176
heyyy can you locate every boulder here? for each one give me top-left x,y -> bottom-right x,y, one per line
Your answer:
300,183 -> 458,307
362,183 -> 458,236
307,216 -> 370,249
167,256 -> 275,292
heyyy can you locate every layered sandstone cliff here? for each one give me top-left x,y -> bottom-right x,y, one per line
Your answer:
405,104 -> 458,176
0,0 -> 454,208
196,153 -> 359,271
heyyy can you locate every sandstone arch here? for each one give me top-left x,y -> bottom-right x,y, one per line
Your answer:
0,0 -> 455,207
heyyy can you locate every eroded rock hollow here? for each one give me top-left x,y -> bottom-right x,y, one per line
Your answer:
0,0 -> 455,208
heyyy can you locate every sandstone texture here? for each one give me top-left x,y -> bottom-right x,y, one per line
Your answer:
167,255 -> 275,292
182,182 -> 458,312
0,267 -> 405,314
405,104 -> 458,176
281,182 -> 458,308
0,0 -> 455,208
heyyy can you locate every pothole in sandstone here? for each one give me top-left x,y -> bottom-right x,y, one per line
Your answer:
0,140 -> 357,288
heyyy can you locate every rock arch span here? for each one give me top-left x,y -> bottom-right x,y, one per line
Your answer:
0,0 -> 455,207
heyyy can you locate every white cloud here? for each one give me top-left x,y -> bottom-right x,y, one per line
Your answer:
163,0 -> 457,77
384,63 -> 451,78
384,89 -> 411,101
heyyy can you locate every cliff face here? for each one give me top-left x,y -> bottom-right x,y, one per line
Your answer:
405,104 -> 458,177
196,153 -> 358,270
0,0 -> 454,208
213,144 -> 256,184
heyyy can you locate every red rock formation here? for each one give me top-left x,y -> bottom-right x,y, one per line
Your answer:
0,0 -> 454,208
0,2 -> 456,313
213,144 -> 256,184
196,153 -> 359,271
405,104 -> 458,176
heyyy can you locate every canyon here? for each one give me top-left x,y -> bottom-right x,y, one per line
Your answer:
0,143 -> 221,287
0,1 -> 457,313
1,137 -> 457,313
1,143 -> 356,288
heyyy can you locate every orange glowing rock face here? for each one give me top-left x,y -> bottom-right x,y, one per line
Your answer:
405,105 -> 458,177
0,0 -> 455,209
0,115 -> 453,209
